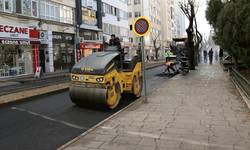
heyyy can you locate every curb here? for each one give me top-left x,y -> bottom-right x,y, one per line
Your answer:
57,74 -> 171,150
0,87 -> 69,108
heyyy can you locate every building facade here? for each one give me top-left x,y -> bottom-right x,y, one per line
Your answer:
101,0 -> 129,52
161,0 -> 172,52
128,0 -> 171,60
171,0 -> 186,38
0,0 -> 76,77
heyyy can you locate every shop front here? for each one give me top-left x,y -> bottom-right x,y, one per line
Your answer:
0,24 -> 40,77
52,33 -> 74,70
76,43 -> 101,62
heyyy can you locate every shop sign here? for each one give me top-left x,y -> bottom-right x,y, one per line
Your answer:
53,35 -> 62,40
84,32 -> 91,36
40,39 -> 48,44
65,36 -> 73,40
0,24 -> 29,39
77,49 -> 81,62
0,39 -> 30,45
79,43 -> 100,49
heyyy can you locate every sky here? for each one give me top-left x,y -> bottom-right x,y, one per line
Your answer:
185,0 -> 211,39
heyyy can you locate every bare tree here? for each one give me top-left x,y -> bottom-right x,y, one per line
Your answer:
151,32 -> 161,60
179,0 -> 202,70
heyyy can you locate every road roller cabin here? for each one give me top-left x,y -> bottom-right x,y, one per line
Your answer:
69,46 -> 143,109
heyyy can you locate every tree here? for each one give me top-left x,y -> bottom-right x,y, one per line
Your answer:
151,33 -> 161,60
206,0 -> 250,69
179,0 -> 202,70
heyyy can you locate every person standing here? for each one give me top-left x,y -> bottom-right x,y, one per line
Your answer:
109,34 -> 121,51
203,50 -> 207,63
165,50 -> 169,62
219,47 -> 223,60
208,48 -> 214,64
146,54 -> 150,62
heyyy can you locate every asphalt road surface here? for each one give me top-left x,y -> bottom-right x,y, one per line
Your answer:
0,65 -> 175,150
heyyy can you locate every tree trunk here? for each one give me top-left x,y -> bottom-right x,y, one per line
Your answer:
194,47 -> 198,66
155,49 -> 158,60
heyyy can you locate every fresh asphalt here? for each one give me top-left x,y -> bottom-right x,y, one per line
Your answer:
0,65 -> 175,150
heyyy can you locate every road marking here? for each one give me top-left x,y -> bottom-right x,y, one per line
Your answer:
11,107 -> 88,130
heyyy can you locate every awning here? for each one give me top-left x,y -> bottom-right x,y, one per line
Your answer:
0,38 -> 41,45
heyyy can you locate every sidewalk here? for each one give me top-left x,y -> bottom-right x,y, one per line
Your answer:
59,61 -> 250,150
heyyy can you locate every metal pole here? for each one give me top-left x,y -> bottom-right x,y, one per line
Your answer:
141,36 -> 147,103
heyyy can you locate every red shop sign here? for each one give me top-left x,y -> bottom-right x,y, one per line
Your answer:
79,43 -> 100,49
77,49 -> 81,62
0,39 -> 41,45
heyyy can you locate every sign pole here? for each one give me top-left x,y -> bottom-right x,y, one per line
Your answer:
133,17 -> 151,103
141,36 -> 147,103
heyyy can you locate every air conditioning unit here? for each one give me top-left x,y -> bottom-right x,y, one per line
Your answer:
77,37 -> 84,43
102,12 -> 106,17
103,36 -> 107,41
39,31 -> 48,39
117,16 -> 121,21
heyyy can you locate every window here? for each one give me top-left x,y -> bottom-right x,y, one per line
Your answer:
60,5 -> 74,24
82,7 -> 97,25
128,0 -> 131,5
120,27 -> 128,36
120,10 -> 128,20
32,1 -> 37,17
2,0 -> 12,12
120,0 -> 128,3
134,0 -> 140,5
129,38 -> 133,43
40,0 -> 59,21
135,12 -> 141,18
128,12 -> 132,18
136,37 -> 141,43
130,25 -> 132,31
15,0 -> 22,14
103,23 -> 110,33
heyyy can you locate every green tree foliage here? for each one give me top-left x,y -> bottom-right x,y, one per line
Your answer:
206,0 -> 250,69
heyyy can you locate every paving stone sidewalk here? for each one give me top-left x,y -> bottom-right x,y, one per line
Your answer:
60,61 -> 250,150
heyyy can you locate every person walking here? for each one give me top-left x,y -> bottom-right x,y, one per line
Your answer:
165,50 -> 169,63
208,48 -> 214,64
146,54 -> 150,62
203,50 -> 207,63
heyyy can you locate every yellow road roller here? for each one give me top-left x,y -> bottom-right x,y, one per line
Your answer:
69,46 -> 143,109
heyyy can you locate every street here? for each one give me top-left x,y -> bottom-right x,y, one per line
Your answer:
0,65 -> 174,150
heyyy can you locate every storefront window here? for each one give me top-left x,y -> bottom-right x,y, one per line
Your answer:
0,45 -> 34,77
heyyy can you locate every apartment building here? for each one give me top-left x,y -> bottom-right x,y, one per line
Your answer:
161,0 -> 172,51
101,0 -> 129,50
0,0 -> 76,75
171,0 -> 186,38
128,0 -> 171,60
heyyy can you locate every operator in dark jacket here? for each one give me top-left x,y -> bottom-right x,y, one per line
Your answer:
109,34 -> 121,51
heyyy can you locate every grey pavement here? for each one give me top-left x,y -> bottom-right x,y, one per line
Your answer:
60,60 -> 250,150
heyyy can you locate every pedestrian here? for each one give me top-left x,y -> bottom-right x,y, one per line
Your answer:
208,48 -> 213,64
165,50 -> 169,62
219,47 -> 223,60
215,51 -> 218,61
146,54 -> 150,62
203,50 -> 207,63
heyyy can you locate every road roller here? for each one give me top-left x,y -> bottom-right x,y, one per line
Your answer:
69,46 -> 143,109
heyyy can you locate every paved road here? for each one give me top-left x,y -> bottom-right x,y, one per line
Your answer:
0,65 -> 174,150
